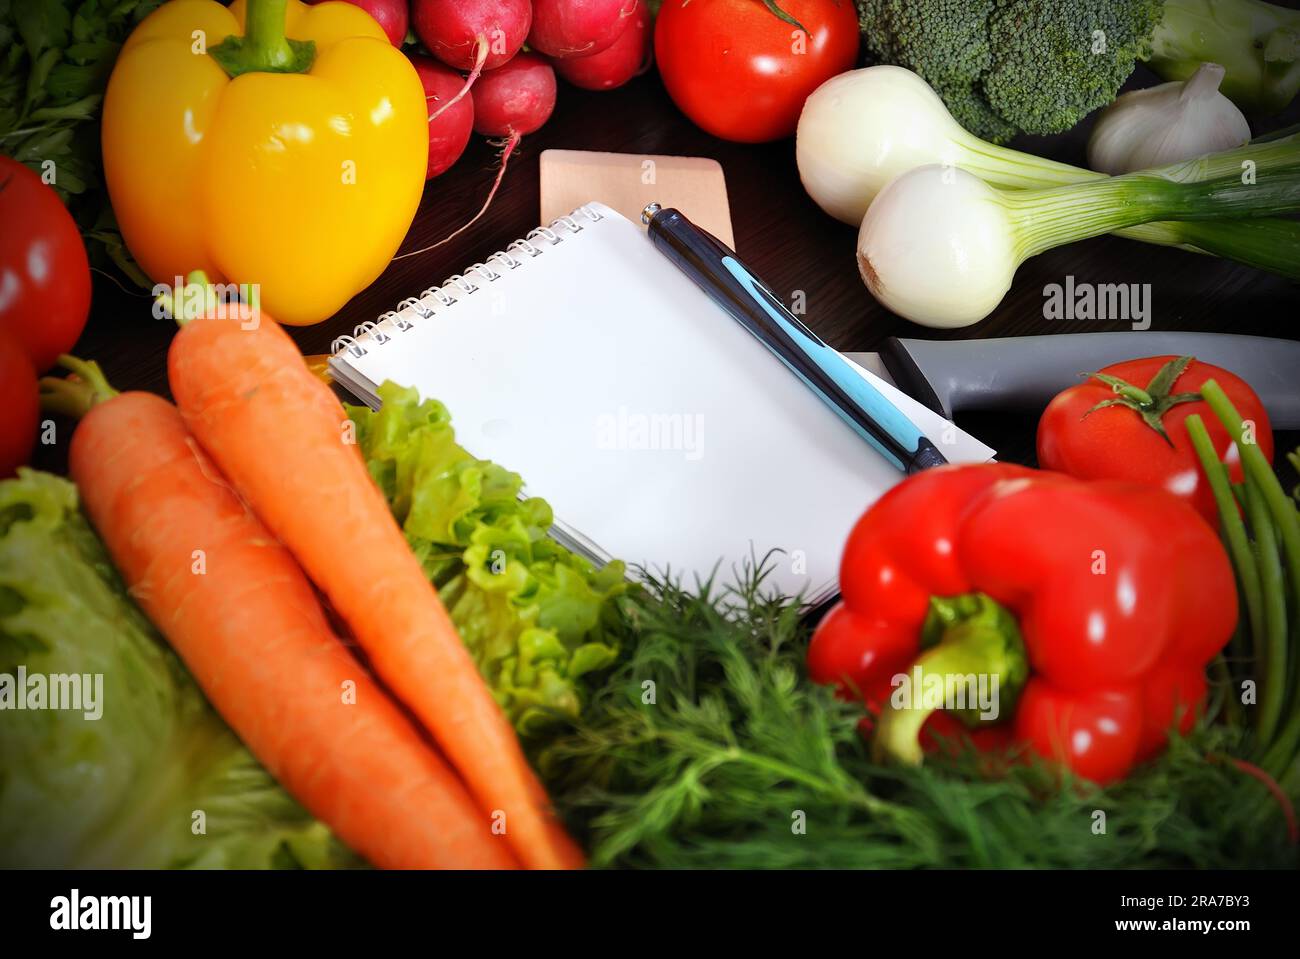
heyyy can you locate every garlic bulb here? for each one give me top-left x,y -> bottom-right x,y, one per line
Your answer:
1087,63 -> 1251,175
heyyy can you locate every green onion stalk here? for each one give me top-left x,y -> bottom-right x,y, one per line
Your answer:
1186,418 -> 1265,670
958,132 -> 1300,266
797,65 -> 1300,267
856,141 -> 1300,328
1188,382 -> 1300,820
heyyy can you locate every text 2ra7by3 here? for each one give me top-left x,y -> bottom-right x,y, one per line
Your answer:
1121,896 -> 1250,910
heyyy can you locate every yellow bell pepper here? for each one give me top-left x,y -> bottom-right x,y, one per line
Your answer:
102,0 -> 427,326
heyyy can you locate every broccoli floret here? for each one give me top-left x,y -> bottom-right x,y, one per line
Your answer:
857,0 -> 1020,142
859,0 -> 1300,143
983,0 -> 1164,138
858,0 -> 1163,143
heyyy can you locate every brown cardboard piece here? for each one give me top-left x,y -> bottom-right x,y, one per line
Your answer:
539,149 -> 735,248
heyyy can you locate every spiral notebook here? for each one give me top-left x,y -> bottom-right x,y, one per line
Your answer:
329,203 -> 993,601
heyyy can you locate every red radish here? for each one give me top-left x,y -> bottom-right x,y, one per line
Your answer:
410,54 -> 475,178
394,54 -> 557,260
304,0 -> 408,47
413,0 -> 531,70
553,0 -> 650,90
472,53 -> 557,136
411,0 -> 532,124
530,0 -> 637,59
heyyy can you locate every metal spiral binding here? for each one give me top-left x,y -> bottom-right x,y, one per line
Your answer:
330,204 -> 605,358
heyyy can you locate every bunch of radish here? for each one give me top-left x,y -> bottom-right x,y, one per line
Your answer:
318,0 -> 652,183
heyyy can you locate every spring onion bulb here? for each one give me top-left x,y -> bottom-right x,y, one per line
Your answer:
796,65 -> 1300,264
858,161 -> 1300,329
1087,64 -> 1251,175
797,67 -> 1087,226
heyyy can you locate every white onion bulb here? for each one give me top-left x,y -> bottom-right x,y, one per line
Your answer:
856,166 -> 1017,329
797,67 -> 973,225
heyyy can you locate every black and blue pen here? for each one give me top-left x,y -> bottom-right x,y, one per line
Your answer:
641,204 -> 947,475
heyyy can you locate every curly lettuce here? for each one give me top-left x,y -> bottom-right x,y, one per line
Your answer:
0,470 -> 357,868
347,382 -> 625,735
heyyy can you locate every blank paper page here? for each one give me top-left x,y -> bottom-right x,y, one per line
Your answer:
343,203 -> 991,599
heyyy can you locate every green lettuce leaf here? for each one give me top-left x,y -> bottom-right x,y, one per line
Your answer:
0,470 -> 358,868
347,382 -> 626,736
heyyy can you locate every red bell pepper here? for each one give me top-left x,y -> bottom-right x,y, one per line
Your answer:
808,464 -> 1237,784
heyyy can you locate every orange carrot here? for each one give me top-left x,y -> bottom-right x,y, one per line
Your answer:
57,368 -> 517,870
168,314 -> 584,870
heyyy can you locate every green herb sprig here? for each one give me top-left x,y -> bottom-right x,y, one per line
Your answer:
0,0 -> 161,286
538,559 -> 1299,868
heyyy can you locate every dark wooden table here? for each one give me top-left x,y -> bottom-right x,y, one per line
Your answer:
58,62 -> 1299,474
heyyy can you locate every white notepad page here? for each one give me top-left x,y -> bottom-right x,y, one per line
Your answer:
335,203 -> 993,600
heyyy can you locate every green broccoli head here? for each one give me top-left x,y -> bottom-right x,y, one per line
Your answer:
857,0 -> 1020,142
858,0 -> 1165,143
983,0 -> 1165,137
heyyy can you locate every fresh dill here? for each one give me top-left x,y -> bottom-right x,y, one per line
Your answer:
537,559 -> 1299,869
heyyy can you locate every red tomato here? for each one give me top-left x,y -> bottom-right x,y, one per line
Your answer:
654,0 -> 859,143
0,332 -> 39,477
1037,356 -> 1273,525
0,156 -> 92,372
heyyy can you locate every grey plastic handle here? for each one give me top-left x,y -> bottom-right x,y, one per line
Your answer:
881,332 -> 1300,429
